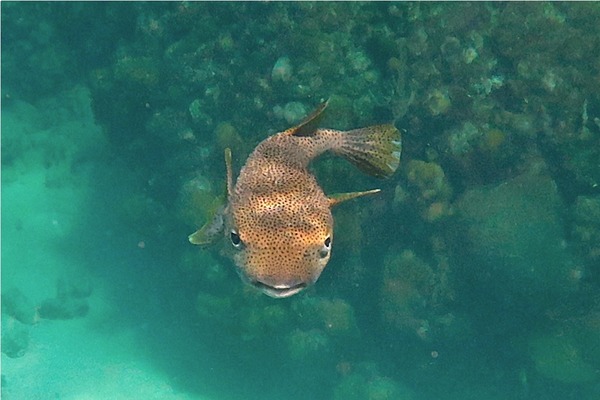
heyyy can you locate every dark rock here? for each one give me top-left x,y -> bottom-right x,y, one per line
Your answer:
38,298 -> 89,320
1,287 -> 37,325
452,169 -> 582,320
1,315 -> 29,358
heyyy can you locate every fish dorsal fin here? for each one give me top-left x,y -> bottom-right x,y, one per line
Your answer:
286,99 -> 329,137
328,189 -> 381,207
225,147 -> 233,197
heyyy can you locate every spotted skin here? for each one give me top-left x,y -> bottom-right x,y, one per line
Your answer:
190,101 -> 401,298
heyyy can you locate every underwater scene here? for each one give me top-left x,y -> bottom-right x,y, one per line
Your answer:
2,2 -> 600,399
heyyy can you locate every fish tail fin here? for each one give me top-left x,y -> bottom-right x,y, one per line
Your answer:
336,124 -> 402,178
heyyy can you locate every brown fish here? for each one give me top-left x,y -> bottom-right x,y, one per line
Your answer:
189,101 -> 401,298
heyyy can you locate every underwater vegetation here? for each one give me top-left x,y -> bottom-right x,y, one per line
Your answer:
3,2 -> 600,399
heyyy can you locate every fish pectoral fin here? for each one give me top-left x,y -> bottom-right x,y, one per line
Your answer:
286,99 -> 329,137
328,189 -> 381,207
189,204 -> 226,246
190,149 -> 232,246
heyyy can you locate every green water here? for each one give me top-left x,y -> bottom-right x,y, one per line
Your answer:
2,2 -> 599,399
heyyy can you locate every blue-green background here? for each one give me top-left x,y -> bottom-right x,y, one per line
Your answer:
2,2 -> 600,399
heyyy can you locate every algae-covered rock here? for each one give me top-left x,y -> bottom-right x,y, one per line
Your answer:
378,247 -> 464,342
293,297 -> 360,339
453,169 -> 582,316
379,250 -> 435,337
271,56 -> 293,83
529,331 -> 599,384
214,121 -> 244,156
333,362 -> 414,400
196,292 -> 235,322
286,328 -> 330,361
176,173 -> 220,229
404,159 -> 453,222
279,101 -> 307,125
572,195 -> 600,263
241,304 -> 291,340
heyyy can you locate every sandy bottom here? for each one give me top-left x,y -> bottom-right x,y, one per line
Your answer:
1,88 -> 207,400
2,318 -> 196,400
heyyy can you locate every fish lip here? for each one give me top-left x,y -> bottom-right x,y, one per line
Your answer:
252,280 -> 307,298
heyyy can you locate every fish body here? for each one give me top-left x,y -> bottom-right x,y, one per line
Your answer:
190,101 -> 401,298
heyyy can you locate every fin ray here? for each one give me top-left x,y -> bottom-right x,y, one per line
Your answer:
189,204 -> 226,246
336,124 -> 402,178
190,148 -> 232,247
328,189 -> 381,207
286,99 -> 329,138
225,147 -> 233,197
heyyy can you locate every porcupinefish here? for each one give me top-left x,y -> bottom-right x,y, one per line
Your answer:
189,101 -> 401,298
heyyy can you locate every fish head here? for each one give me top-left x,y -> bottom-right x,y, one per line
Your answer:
227,198 -> 333,298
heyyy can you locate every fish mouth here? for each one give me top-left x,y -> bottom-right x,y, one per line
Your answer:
252,280 -> 307,298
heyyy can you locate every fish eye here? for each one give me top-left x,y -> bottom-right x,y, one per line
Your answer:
319,236 -> 332,258
230,230 -> 242,248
